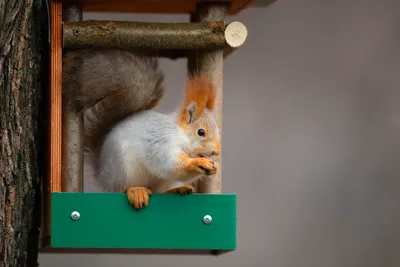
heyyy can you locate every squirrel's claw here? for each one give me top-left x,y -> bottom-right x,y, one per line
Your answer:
125,186 -> 152,210
166,185 -> 196,195
195,157 -> 218,175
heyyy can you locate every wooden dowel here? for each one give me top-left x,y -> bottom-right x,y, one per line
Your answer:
188,3 -> 229,194
61,3 -> 84,192
63,20 -> 247,50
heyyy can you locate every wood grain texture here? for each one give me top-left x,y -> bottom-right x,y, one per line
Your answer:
61,3 -> 84,192
41,0 -> 63,248
189,3 -> 229,194
63,20 -> 227,50
50,0 -> 63,193
60,0 -> 259,15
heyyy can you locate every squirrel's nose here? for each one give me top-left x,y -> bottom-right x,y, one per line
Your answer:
212,142 -> 220,156
212,149 -> 220,156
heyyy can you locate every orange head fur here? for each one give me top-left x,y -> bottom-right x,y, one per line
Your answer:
178,74 -> 220,158
179,74 -> 216,124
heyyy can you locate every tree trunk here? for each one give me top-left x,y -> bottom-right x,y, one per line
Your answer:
0,0 -> 47,266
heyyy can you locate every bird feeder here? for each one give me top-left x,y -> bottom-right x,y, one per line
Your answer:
42,0 -> 276,254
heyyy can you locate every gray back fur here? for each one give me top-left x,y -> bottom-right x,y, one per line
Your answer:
62,49 -> 164,151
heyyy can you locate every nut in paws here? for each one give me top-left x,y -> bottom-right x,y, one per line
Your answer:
196,157 -> 217,175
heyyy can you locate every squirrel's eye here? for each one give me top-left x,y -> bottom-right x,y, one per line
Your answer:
197,129 -> 206,137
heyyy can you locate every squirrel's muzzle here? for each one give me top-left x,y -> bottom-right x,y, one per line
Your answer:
212,147 -> 220,156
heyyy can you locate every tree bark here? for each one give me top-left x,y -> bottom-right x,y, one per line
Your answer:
0,0 -> 47,266
63,20 -> 227,50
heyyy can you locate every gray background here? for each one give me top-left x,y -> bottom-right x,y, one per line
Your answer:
40,0 -> 400,266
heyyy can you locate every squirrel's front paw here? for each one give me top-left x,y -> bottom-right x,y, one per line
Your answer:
194,157 -> 218,175
124,186 -> 152,210
166,185 -> 196,195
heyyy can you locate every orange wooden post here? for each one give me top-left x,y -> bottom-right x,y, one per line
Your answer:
42,0 -> 63,247
50,0 -> 63,194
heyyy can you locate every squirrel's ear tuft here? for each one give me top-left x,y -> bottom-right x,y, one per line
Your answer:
178,73 -> 216,125
178,73 -> 217,125
205,79 -> 216,111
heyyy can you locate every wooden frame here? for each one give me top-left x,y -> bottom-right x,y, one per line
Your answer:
42,0 -> 63,247
42,0 -> 275,252
61,0 -> 259,15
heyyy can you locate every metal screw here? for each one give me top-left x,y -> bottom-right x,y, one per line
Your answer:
71,211 -> 80,221
203,215 -> 212,224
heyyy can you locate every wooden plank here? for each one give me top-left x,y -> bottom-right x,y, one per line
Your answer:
50,193 -> 237,250
49,0 -> 63,207
60,0 -> 259,15
50,0 -> 63,194
82,0 -> 194,14
42,0 -> 63,248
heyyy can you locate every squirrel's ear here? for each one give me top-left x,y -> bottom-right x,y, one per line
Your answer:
186,101 -> 198,124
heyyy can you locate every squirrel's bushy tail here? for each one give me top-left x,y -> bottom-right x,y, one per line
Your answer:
62,49 -> 164,151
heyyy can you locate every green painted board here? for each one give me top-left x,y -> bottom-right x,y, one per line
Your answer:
51,192 -> 236,250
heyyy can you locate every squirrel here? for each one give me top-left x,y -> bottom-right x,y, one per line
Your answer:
62,49 -> 221,210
